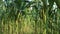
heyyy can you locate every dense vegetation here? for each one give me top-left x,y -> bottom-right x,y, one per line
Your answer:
0,0 -> 60,34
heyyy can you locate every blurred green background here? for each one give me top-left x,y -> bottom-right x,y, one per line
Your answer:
0,0 -> 60,34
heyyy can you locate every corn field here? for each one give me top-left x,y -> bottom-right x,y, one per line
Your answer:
0,0 -> 60,34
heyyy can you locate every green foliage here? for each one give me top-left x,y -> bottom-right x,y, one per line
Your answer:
0,0 -> 60,34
